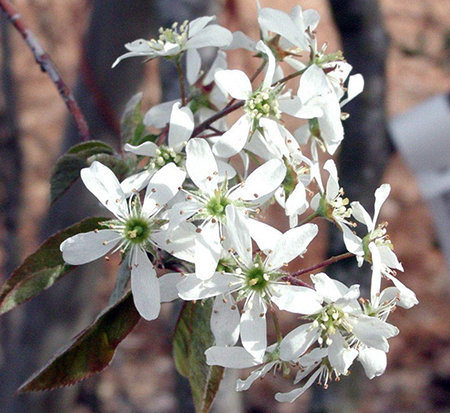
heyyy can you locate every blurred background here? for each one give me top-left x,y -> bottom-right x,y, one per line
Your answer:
0,0 -> 449,412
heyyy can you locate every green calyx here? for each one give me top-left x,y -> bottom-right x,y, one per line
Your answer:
124,217 -> 151,244
282,163 -> 299,199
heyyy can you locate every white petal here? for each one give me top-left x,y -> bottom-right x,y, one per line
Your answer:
195,220 -> 221,280
154,222 -> 197,263
168,103 -> 194,151
177,272 -> 239,300
278,95 -> 323,119
211,294 -> 240,346
203,50 -> 228,85
143,163 -> 185,216
230,158 -> 286,202
285,183 -> 308,218
266,223 -> 318,270
216,160 -> 236,182
214,70 -> 252,100
255,41 -> 276,88
205,346 -> 260,368
275,367 -> 322,403
370,242 -> 382,302
144,99 -> 180,128
159,272 -> 184,302
186,25 -> 233,49
258,8 -> 309,50
187,16 -> 216,37
311,272 -> 350,303
342,224 -> 364,256
340,74 -> 364,107
124,142 -> 158,157
328,331 -> 358,374
299,65 -> 330,105
258,118 -> 290,158
352,315 -> 399,352
186,48 -> 202,86
80,161 -> 128,219
373,184 -> 391,228
358,347 -> 387,379
60,230 -> 120,265
246,219 -> 282,253
383,273 -> 418,309
317,97 -> 344,154
240,294 -> 267,362
279,323 -> 319,361
167,200 -> 201,231
271,284 -> 323,315
324,159 -> 339,200
131,249 -> 160,321
351,201 -> 373,230
237,362 -> 277,391
186,138 -> 219,194
378,246 -> 403,271
120,170 -> 153,197
224,31 -> 257,51
225,205 -> 252,267
212,115 -> 251,158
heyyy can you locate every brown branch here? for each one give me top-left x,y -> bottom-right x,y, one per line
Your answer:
290,252 -> 354,278
0,0 -> 91,141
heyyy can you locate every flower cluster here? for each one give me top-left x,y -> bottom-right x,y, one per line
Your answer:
61,3 -> 417,403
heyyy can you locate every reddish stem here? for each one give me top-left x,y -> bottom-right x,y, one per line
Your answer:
0,0 -> 91,141
290,252 -> 354,278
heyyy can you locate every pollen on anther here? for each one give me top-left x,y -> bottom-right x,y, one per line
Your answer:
94,229 -> 99,233
151,188 -> 156,193
196,228 -> 202,233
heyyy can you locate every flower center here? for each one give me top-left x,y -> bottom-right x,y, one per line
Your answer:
245,265 -> 269,292
362,222 -> 392,262
310,304 -> 352,345
205,193 -> 231,219
147,21 -> 189,50
150,145 -> 184,169
124,217 -> 151,244
245,87 -> 281,121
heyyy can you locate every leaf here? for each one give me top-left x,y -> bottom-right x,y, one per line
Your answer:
121,92 -> 144,145
17,291 -> 140,393
173,300 -> 225,413
50,140 -> 115,204
0,217 -> 109,315
87,153 -> 129,177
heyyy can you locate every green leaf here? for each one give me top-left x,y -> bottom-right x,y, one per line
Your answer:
87,153 -> 129,177
0,217 -> 108,315
121,92 -> 145,145
17,291 -> 140,393
173,300 -> 224,413
50,140 -> 115,204
108,260 -> 130,306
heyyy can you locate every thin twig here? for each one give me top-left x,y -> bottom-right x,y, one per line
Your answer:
290,252 -> 354,278
176,58 -> 186,106
0,0 -> 91,141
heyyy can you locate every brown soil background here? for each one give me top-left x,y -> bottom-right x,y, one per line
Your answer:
2,0 -> 450,412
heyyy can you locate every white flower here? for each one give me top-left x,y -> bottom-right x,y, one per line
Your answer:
112,16 -> 232,67
178,204 -> 322,360
121,103 -> 194,196
60,161 -> 187,320
294,63 -> 364,156
311,159 -> 353,228
342,184 -> 418,308
212,41 -> 287,158
170,138 -> 286,280
121,103 -> 235,197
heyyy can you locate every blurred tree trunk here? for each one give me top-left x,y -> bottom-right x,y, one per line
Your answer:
0,1 -> 218,412
309,1 -> 390,412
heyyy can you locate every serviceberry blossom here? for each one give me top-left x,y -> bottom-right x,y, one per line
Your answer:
112,16 -> 232,68
60,161 -> 190,320
178,204 -> 322,361
342,184 -> 418,308
169,138 -> 286,280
